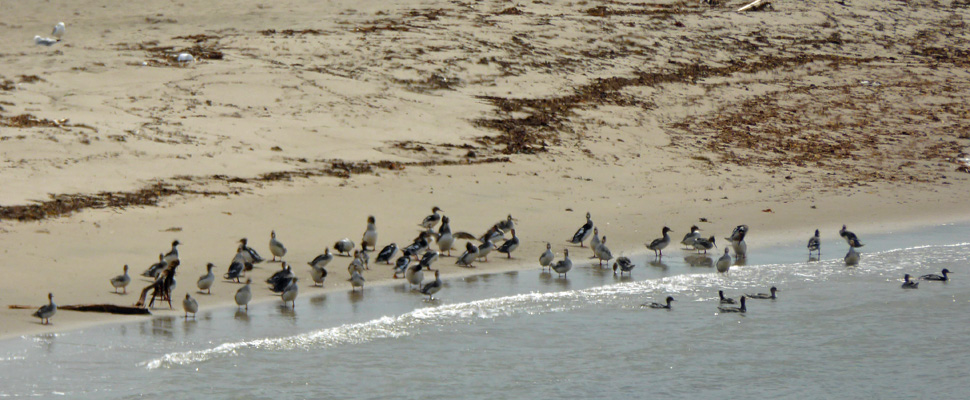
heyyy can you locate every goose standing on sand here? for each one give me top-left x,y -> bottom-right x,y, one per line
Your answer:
594,236 -> 613,266
718,290 -> 736,304
33,293 -> 57,325
589,228 -> 601,256
376,243 -> 398,264
419,250 -> 439,270
716,247 -> 732,273
497,229 -> 520,259
197,263 -> 215,294
646,226 -> 673,257
807,229 -> 821,257
921,269 -> 951,282
839,225 -> 864,248
844,246 -> 860,266
437,216 -> 456,256
183,293 -> 198,319
477,238 -> 495,262
110,265 -> 131,294
693,236 -> 716,254
569,212 -> 594,247
681,225 -> 701,247
456,242 -> 479,268
420,207 -> 443,229
746,286 -> 778,299
143,253 -> 166,278
420,270 -> 443,300
901,274 -> 919,289
539,243 -> 554,272
405,261 -> 424,289
163,240 -> 181,264
725,225 -> 748,260
644,296 -> 675,309
393,250 -> 413,278
612,257 -> 635,276
334,238 -> 355,257
281,277 -> 299,307
350,270 -> 366,292
361,216 -> 378,251
238,238 -> 265,264
235,279 -> 252,310
551,249 -> 573,278
309,260 -> 328,287
269,231 -> 287,262
718,296 -> 746,313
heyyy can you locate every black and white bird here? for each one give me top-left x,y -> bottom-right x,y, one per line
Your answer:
361,216 -> 378,251
269,231 -> 287,262
419,250 -> 439,270
717,296 -> 746,313
420,206 -> 444,229
920,269 -> 951,282
718,290 -> 736,304
477,238 -> 495,262
681,225 -> 701,247
644,296 -> 675,309
746,287 -> 778,299
645,226 -> 673,257
33,293 -> 57,325
725,225 -> 748,260
309,248 -> 334,270
393,250 -> 413,278
568,212 -> 594,247
692,236 -> 717,254
839,225 -> 864,248
238,238 -> 265,264
403,232 -> 432,259
309,260 -> 328,287
163,240 -> 181,264
142,254 -> 166,278
807,229 -> 821,256
497,229 -> 520,258
612,257 -> 635,276
551,249 -> 572,278
420,270 -> 443,300
437,216 -> 456,256
376,243 -> 398,264
334,238 -> 355,257
456,242 -> 479,268
901,274 -> 919,289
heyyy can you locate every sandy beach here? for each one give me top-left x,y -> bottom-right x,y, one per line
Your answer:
2,0 -> 969,338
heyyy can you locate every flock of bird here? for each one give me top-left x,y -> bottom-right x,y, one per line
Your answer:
30,210 -> 954,324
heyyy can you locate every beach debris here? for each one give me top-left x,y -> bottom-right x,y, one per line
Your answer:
737,0 -> 772,12
176,52 -> 195,64
9,303 -> 151,315
33,36 -> 58,46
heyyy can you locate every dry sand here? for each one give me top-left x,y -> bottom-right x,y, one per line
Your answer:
2,0 -> 969,338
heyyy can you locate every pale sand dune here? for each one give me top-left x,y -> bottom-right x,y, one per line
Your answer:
2,0 -> 970,337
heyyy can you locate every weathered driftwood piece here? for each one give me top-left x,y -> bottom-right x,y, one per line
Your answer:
737,0 -> 772,12
9,304 -> 151,315
135,260 -> 179,309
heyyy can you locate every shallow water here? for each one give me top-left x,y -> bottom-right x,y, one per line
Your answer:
2,224 -> 969,398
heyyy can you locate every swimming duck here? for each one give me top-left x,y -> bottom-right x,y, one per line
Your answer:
715,247 -> 732,273
692,236 -> 716,254
142,253 -> 166,278
110,265 -> 131,294
681,225 -> 701,247
551,249 -> 573,278
920,269 -> 951,281
235,279 -> 252,310
839,225 -> 864,248
718,290 -> 736,304
361,215 -> 378,251
594,236 -> 613,266
718,296 -> 746,313
644,296 -> 675,309
420,206 -> 443,229
807,229 -> 821,256
539,243 -> 554,271
612,256 -> 635,276
281,277 -> 299,307
239,238 -> 265,264
183,293 -> 198,319
197,263 -> 215,294
420,270 -> 443,300
844,246 -> 860,266
901,274 -> 919,289
497,229 -> 520,259
746,286 -> 778,299
568,212 -> 594,247
33,293 -> 57,324
645,226 -> 673,257
477,238 -> 495,262
308,248 -> 334,270
437,216 -> 456,256
334,238 -> 355,257
350,270 -> 365,292
376,243 -> 398,264
269,231 -> 287,262
456,242 -> 479,268
163,240 -> 181,264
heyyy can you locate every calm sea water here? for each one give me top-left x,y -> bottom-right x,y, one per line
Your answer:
1,224 -> 968,399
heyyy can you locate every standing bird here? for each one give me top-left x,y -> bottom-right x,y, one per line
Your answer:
693,236 -> 717,254
539,243 -> 554,272
497,229 -> 520,259
479,226 -> 506,244
901,274 -> 919,289
143,253 -> 166,278
477,238 -> 495,262
746,286 -> 779,299
419,206 -> 444,229
496,214 -> 516,232
568,212 -> 594,247
645,226 -> 674,257
420,270 -> 443,300
589,228 -> 601,256
350,270 -> 366,292
612,257 -> 635,276
393,250 -> 413,278
844,246 -> 860,266
920,269 -> 951,282
593,236 -> 613,266
405,261 -> 424,289
681,225 -> 701,247
51,22 -> 66,41
333,238 -> 355,256
839,225 -> 864,248
725,225 -> 748,260
235,279 -> 252,310
309,261 -> 328,287
224,258 -> 247,282
437,216 -> 456,256
418,250 -> 439,270
456,242 -> 479,268
718,296 -> 746,313
269,231 -> 287,262
551,249 -> 573,278
403,231 -> 432,259
718,290 -> 736,304
376,243 -> 398,264
110,265 -> 131,294
644,296 -> 675,309
281,277 -> 299,307
309,248 -> 334,270
807,229 -> 821,257
197,263 -> 215,294
238,238 -> 265,264
347,253 -> 365,275
182,293 -> 198,319
361,216 -> 378,251
163,240 -> 181,264
33,293 -> 57,325
716,247 -> 732,273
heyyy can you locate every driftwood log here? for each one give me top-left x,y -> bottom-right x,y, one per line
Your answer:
737,0 -> 772,12
9,304 -> 151,315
